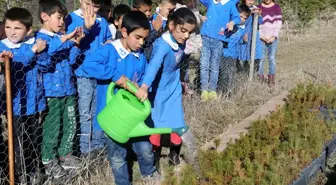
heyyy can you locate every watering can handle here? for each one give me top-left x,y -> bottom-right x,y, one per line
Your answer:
106,81 -> 138,104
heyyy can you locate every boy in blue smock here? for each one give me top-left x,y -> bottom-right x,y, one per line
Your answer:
199,0 -> 240,101
36,0 -> 84,178
218,5 -> 251,95
0,7 -> 47,183
65,0 -> 112,154
133,0 -> 164,60
238,0 -> 263,77
81,11 -> 159,185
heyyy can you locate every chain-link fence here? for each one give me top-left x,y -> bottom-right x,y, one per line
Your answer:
0,0 -> 335,185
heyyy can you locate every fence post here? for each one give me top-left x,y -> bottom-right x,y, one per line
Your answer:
5,56 -> 14,185
248,13 -> 259,81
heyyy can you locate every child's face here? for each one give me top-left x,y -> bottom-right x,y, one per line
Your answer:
245,0 -> 255,7
41,11 -> 65,33
4,20 -> 31,44
169,22 -> 195,44
159,2 -> 175,17
122,28 -> 149,51
135,5 -> 152,19
263,0 -> 273,5
80,0 -> 101,14
240,12 -> 248,25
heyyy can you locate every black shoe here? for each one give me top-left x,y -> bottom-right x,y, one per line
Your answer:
168,145 -> 181,166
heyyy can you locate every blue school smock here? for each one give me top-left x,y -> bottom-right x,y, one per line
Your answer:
152,13 -> 167,30
142,32 -> 185,129
222,25 -> 246,59
65,9 -> 112,77
239,13 -> 264,61
0,38 -> 46,116
35,29 -> 80,97
81,39 -> 147,131
200,0 -> 240,41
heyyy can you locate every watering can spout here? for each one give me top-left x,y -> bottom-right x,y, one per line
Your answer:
128,122 -> 172,138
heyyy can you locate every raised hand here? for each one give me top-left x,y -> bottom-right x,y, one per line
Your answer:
152,15 -> 163,32
32,39 -> 47,53
226,21 -> 234,31
83,6 -> 96,30
71,27 -> 85,46
61,27 -> 80,43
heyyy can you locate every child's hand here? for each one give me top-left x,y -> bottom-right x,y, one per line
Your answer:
201,16 -> 207,22
132,82 -> 139,88
261,37 -> 268,43
71,27 -> 85,46
243,34 -> 248,42
62,27 -> 80,43
32,39 -> 47,53
83,6 -> 96,30
136,84 -> 149,102
115,75 -> 129,89
152,15 -> 163,32
226,21 -> 234,31
0,51 -> 13,63
252,8 -> 262,16
267,36 -> 276,43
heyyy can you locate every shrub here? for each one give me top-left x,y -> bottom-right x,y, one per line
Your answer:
179,83 -> 336,185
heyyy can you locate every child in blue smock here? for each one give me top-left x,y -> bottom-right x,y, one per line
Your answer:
136,8 -> 197,166
218,5 -> 251,95
152,0 -> 176,30
0,7 -> 47,184
238,0 -> 263,77
81,11 -> 159,185
65,0 -> 112,154
37,0 -> 85,178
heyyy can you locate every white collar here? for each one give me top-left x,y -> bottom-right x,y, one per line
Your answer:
38,28 -> 62,37
1,37 -> 35,49
111,39 -> 140,59
239,24 -> 245,29
213,0 -> 229,5
73,9 -> 102,22
162,31 -> 179,50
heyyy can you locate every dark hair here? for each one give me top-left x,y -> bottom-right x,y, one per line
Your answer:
3,7 -> 33,29
121,11 -> 150,34
112,4 -> 131,23
167,7 -> 197,28
92,0 -> 103,4
238,4 -> 251,16
133,0 -> 152,9
38,0 -> 68,23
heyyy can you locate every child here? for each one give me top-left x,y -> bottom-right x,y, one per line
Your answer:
81,11 -> 159,185
257,0 -> 282,86
136,8 -> 197,166
37,0 -> 85,178
0,7 -> 46,183
66,0 -> 112,154
218,5 -> 251,94
98,0 -> 116,39
199,0 -> 240,101
238,0 -> 264,77
111,4 -> 131,40
133,0 -> 163,60
152,0 -> 176,30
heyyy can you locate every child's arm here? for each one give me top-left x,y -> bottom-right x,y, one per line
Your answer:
136,43 -> 168,102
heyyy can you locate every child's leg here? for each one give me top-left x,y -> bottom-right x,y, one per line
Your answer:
268,39 -> 279,76
227,58 -> 237,94
13,116 -> 28,182
200,35 -> 211,92
77,77 -> 96,154
58,96 -> 81,169
258,41 -> 267,75
26,114 -> 43,175
105,136 -> 130,185
209,39 -> 224,92
218,56 -> 229,93
41,98 -> 62,164
132,140 -> 156,177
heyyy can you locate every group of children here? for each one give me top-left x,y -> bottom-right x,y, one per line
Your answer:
0,0 -> 282,184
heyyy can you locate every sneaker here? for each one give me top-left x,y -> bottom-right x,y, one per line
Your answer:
143,171 -> 162,183
44,159 -> 67,178
201,91 -> 209,102
168,146 -> 181,166
60,154 -> 82,169
208,91 -> 217,100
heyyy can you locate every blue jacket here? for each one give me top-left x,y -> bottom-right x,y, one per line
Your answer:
65,9 -> 112,77
200,0 -> 240,41
222,25 -> 246,59
239,11 -> 264,61
0,38 -> 46,116
35,29 -> 80,97
81,39 -> 147,131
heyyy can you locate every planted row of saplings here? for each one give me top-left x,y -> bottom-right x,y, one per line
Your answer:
176,83 -> 336,185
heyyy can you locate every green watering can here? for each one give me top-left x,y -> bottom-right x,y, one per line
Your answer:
97,81 -> 188,143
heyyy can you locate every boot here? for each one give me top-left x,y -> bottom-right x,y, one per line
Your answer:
258,74 -> 265,83
268,74 -> 275,87
168,145 -> 181,166
154,147 -> 162,174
